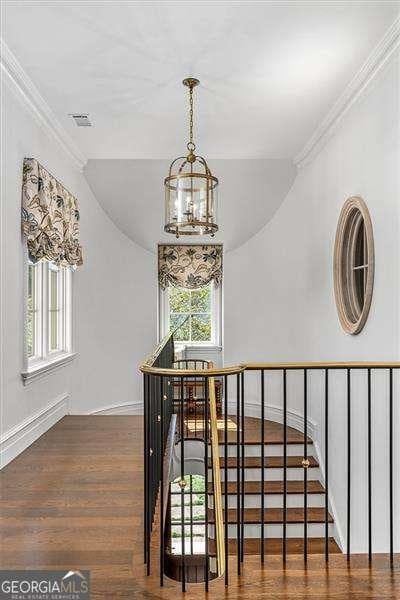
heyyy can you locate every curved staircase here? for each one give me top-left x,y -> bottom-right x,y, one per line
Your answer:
208,416 -> 340,555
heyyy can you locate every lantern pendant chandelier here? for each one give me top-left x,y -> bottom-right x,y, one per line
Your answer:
164,78 -> 219,238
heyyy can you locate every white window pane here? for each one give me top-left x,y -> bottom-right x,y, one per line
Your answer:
171,314 -> 190,341
191,314 -> 211,342
168,283 -> 212,343
49,263 -> 60,351
27,263 -> 36,357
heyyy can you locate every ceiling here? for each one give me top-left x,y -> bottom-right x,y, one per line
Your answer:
84,159 -> 296,252
3,1 -> 399,160
3,2 -> 399,251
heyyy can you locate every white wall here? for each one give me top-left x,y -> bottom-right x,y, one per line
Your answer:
224,52 -> 400,552
0,81 -> 156,464
225,54 -> 399,365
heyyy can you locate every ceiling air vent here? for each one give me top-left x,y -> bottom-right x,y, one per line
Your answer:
70,114 -> 92,127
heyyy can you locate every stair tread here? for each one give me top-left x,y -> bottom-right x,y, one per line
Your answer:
187,416 -> 313,445
209,537 -> 341,555
207,480 -> 325,494
208,507 -> 333,524
211,456 -> 319,469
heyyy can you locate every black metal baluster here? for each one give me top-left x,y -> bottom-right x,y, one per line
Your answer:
303,368 -> 308,563
190,475 -> 193,555
204,376 -> 209,592
283,369 -> 287,562
224,374 -> 229,586
150,374 -> 154,575
261,369 -> 265,563
324,369 -> 329,562
144,374 -> 148,565
240,371 -> 245,563
368,368 -> 372,561
160,376 -> 164,586
194,383 -> 197,438
180,376 -> 186,592
347,368 -> 351,560
236,373 -> 241,574
389,368 -> 394,566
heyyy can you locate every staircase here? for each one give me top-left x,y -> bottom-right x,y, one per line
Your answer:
208,416 -> 340,554
142,341 -> 398,591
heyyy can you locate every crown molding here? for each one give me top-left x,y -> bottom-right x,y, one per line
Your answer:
294,16 -> 400,169
0,39 -> 87,172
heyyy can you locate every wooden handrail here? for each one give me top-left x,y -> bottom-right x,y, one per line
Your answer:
140,364 -> 246,376
245,361 -> 400,369
208,364 -> 225,578
140,359 -> 400,376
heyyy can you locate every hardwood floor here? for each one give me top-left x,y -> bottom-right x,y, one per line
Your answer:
1,415 -> 399,599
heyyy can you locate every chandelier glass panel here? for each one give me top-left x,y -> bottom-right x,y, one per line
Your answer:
164,78 -> 219,238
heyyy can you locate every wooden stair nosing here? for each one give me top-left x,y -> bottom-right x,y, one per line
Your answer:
217,439 -> 314,446
208,507 -> 334,524
207,480 -> 325,495
208,537 -> 341,555
210,456 -> 319,469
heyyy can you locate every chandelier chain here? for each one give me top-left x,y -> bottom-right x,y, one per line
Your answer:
188,84 -> 196,152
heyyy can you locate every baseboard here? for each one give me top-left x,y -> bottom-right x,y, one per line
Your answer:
227,400 -> 316,439
313,438 -> 345,552
86,401 -> 143,415
0,394 -> 70,469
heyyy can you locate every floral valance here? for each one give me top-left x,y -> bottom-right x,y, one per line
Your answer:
158,244 -> 223,290
21,158 -> 83,267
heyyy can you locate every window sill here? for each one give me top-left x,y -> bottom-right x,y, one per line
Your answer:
21,352 -> 77,385
175,343 -> 222,350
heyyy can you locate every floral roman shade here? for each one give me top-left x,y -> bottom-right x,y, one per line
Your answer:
158,244 -> 223,290
21,158 -> 83,267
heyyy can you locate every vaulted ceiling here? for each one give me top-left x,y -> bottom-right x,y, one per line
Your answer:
84,159 -> 296,251
3,1 -> 399,250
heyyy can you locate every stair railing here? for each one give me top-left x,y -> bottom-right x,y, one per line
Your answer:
208,363 -> 226,578
141,347 -> 400,591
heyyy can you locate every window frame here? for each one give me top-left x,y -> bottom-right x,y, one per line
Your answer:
333,196 -> 375,335
23,257 -> 75,383
159,280 -> 222,348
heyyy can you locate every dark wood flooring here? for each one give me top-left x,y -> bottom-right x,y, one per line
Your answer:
0,415 -> 399,599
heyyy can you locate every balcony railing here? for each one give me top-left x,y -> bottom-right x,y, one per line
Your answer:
140,331 -> 399,591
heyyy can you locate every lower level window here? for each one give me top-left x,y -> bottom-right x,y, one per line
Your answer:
26,260 -> 72,368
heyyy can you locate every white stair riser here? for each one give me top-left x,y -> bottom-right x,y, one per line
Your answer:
209,522 -> 334,539
209,493 -> 325,509
210,467 -> 321,482
220,444 -> 313,458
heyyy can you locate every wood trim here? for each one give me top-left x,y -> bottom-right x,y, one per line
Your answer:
141,361 -> 400,376
244,361 -> 399,369
208,376 -> 225,577
333,196 -> 375,335
140,364 -> 246,376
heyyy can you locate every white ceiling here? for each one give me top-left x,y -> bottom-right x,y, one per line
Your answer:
84,159 -> 296,252
3,1 -> 399,160
3,2 -> 399,251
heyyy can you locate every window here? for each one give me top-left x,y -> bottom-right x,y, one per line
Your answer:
160,281 -> 221,346
24,260 -> 73,381
333,197 -> 374,335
